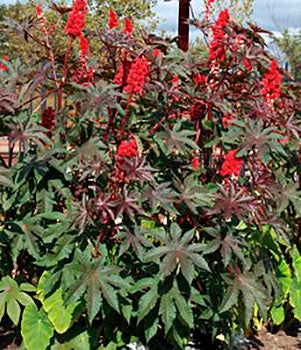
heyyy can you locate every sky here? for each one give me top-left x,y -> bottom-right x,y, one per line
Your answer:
0,0 -> 300,36
154,0 -> 301,40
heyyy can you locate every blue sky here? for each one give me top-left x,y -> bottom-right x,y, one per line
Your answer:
1,0 -> 300,35
154,0 -> 301,39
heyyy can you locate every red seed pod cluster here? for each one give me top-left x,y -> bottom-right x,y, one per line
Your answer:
220,149 -> 243,177
123,18 -> 134,36
123,56 -> 149,95
209,9 -> 230,62
65,0 -> 87,37
262,59 -> 281,103
116,137 -> 138,158
108,9 -> 119,30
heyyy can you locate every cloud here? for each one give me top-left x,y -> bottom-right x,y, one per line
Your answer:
154,0 -> 301,33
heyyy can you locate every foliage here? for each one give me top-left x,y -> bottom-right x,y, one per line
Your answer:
0,1 -> 300,349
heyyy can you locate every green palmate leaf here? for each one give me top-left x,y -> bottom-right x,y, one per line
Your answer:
0,276 -> 35,325
137,284 -> 159,323
145,223 -> 209,283
173,284 -> 194,329
62,249 -> 129,322
220,270 -> 267,327
159,292 -> 177,335
8,216 -> 43,260
145,317 -> 159,343
21,304 -> 54,350
220,286 -> 239,313
37,233 -> 74,267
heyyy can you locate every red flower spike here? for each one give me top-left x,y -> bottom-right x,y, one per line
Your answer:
192,156 -> 200,169
262,59 -> 281,103
36,5 -> 42,16
117,137 -> 138,157
209,9 -> 230,62
123,56 -> 149,95
79,34 -> 90,57
220,149 -> 243,177
65,0 -> 87,37
123,18 -> 133,35
194,73 -> 207,85
108,9 -> 119,30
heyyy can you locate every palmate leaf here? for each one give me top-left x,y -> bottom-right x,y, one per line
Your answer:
117,227 -> 151,259
7,215 -> 43,260
155,122 -> 198,155
62,248 -> 130,323
203,227 -> 248,267
213,183 -> 258,221
159,292 -> 177,335
37,233 -> 74,267
276,182 -> 301,215
0,276 -> 35,326
145,223 -> 210,283
144,182 -> 179,214
174,175 -> 215,214
220,269 -> 267,327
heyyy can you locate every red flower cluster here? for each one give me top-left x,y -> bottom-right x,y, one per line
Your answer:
117,137 -> 138,157
0,56 -> 9,72
65,0 -> 87,37
262,59 -> 281,103
108,9 -> 119,29
123,56 -> 149,95
192,156 -> 200,169
36,5 -> 42,16
220,149 -> 243,177
209,9 -> 230,61
194,73 -> 207,85
79,34 -> 90,57
123,18 -> 133,35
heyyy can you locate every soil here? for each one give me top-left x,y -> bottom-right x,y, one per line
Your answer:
248,326 -> 301,350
